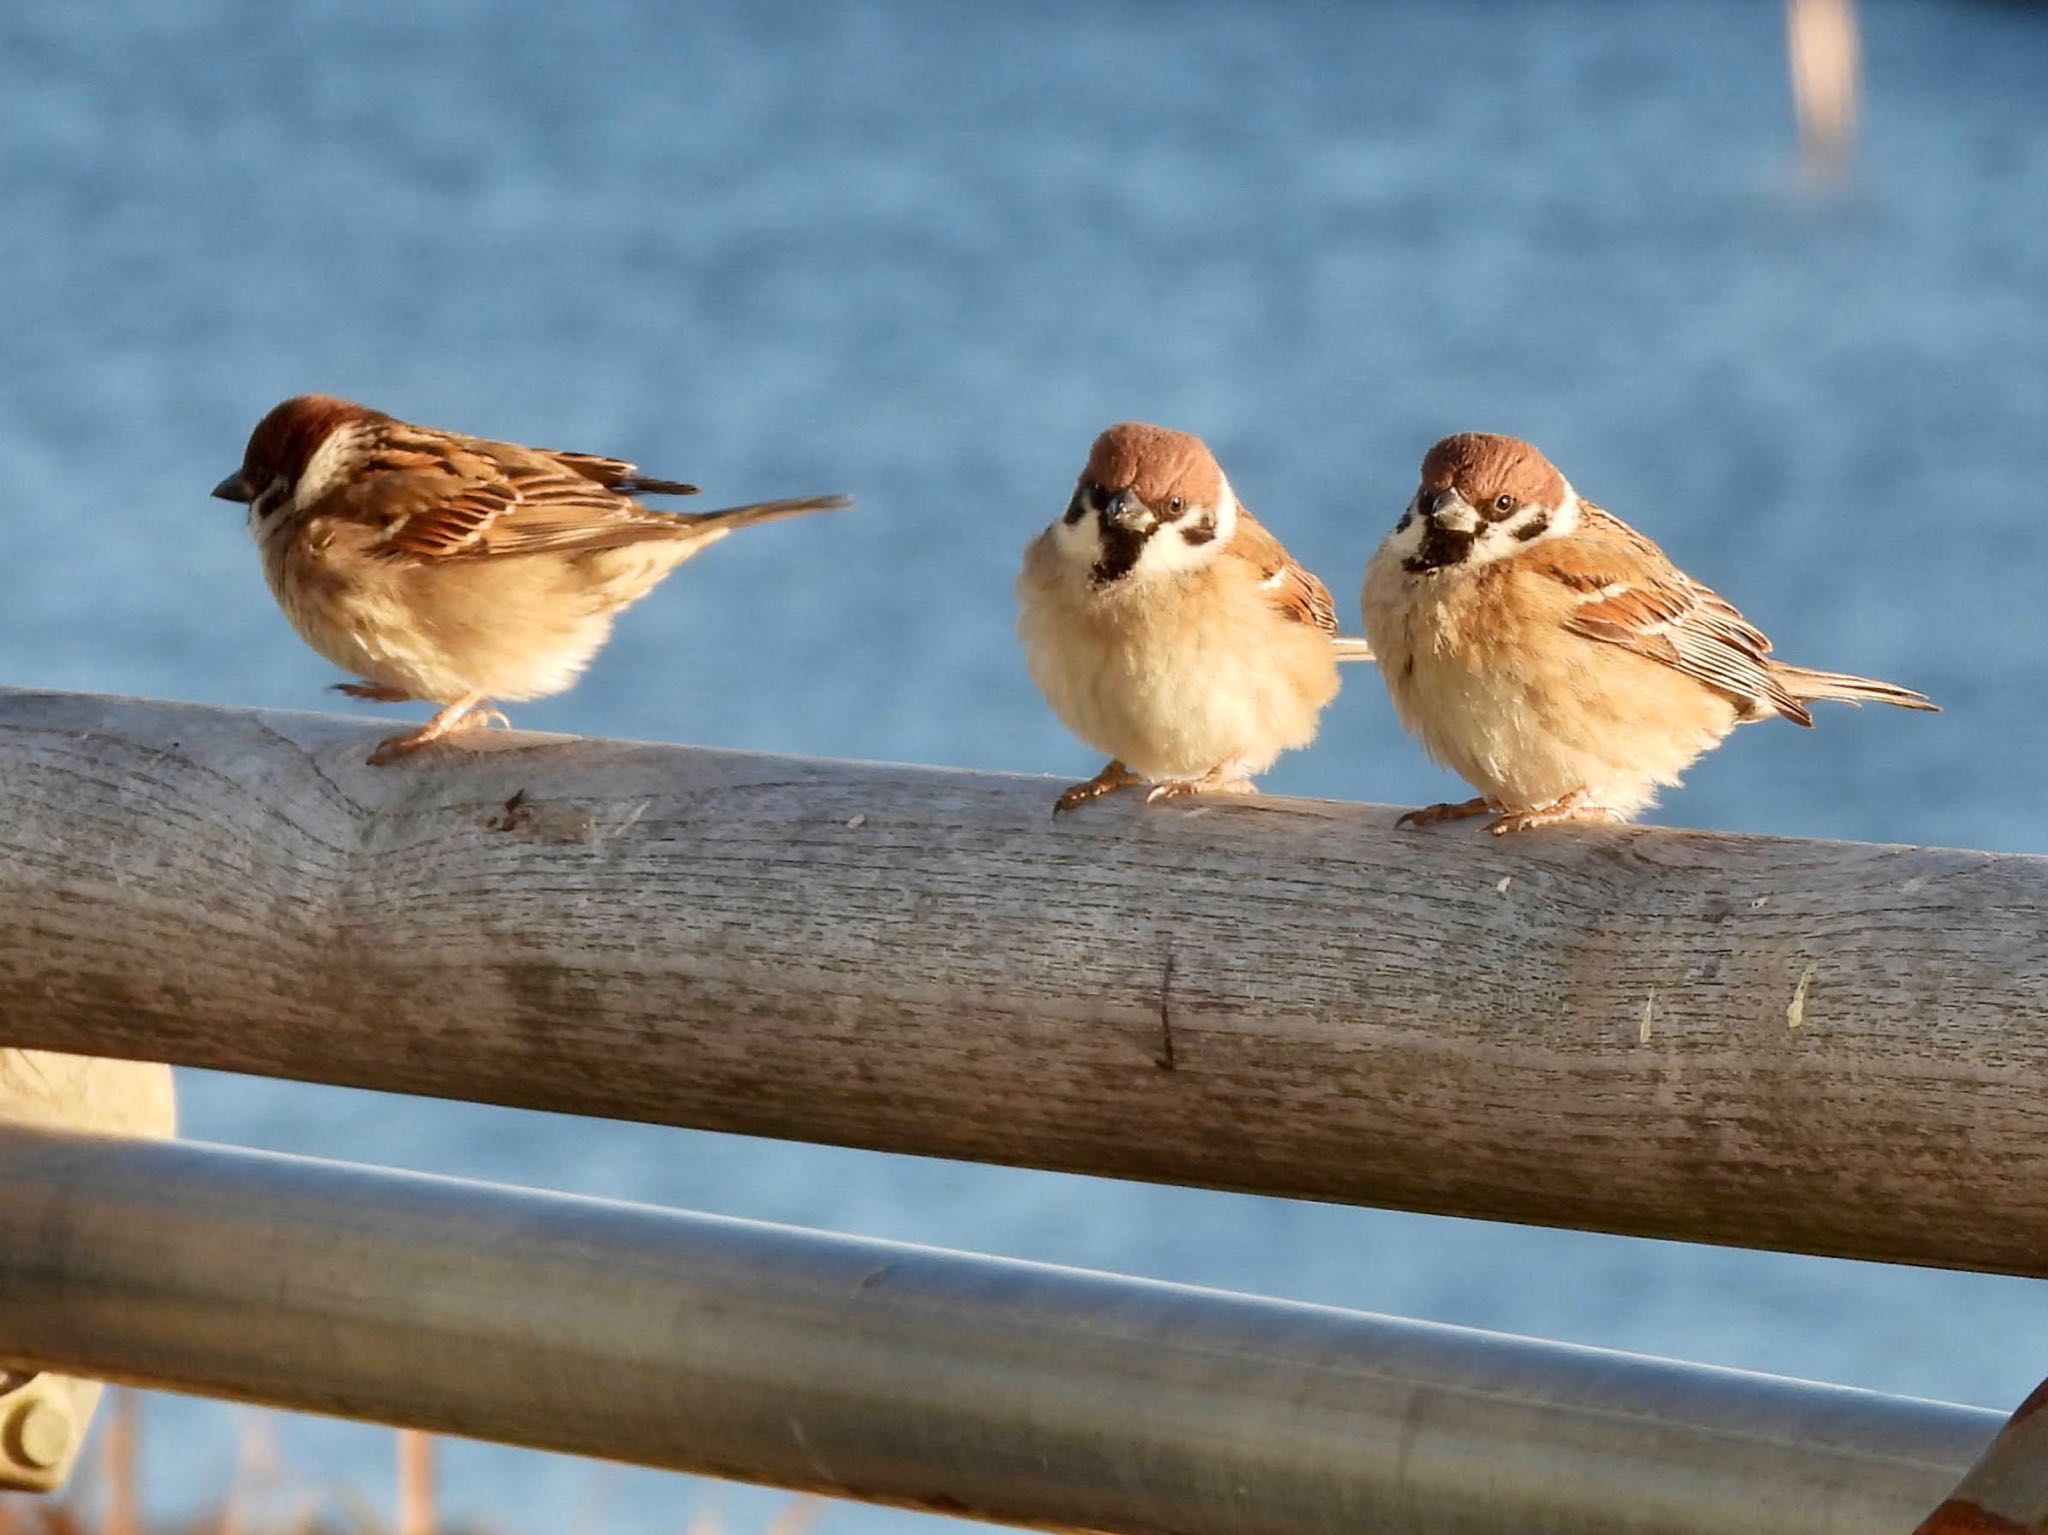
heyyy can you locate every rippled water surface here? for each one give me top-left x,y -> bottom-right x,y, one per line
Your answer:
4,1 -> 2047,1529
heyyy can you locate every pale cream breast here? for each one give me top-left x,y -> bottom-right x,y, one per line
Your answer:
261,520 -> 711,704
1019,533 -> 1339,781
1362,546 -> 1740,815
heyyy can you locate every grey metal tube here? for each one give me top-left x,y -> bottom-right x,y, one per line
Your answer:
0,1127 -> 1995,1534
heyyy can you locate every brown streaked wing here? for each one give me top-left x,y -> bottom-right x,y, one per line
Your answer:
542,449 -> 699,498
1539,504 -> 1811,723
316,435 -> 699,562
1228,509 -> 1339,635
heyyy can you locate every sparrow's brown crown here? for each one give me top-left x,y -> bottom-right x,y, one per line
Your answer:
1082,422 -> 1226,511
1419,432 -> 1567,512
219,394 -> 387,502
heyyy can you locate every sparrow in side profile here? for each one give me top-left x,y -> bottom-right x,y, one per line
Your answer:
1360,432 -> 1937,834
214,394 -> 850,765
1016,421 -> 1374,814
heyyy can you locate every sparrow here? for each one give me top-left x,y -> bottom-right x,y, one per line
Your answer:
213,394 -> 850,765
1016,421 -> 1374,814
1360,431 -> 1937,834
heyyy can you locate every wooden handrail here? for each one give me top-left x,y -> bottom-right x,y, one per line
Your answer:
3,686 -> 2043,1276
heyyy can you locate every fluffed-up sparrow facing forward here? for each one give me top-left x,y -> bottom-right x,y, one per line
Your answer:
1016,421 -> 1375,813
1360,432 -> 1936,835
214,394 -> 850,765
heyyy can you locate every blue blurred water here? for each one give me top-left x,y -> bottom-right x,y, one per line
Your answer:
4,0 -> 2047,1529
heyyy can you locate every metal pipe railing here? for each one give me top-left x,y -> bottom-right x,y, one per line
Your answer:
0,1127 -> 2000,1535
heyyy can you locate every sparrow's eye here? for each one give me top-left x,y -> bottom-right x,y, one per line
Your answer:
1168,496 -> 1185,515
1494,494 -> 1516,513
1087,481 -> 1107,506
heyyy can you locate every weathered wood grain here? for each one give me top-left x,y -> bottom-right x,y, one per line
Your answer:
1,686 -> 2042,1275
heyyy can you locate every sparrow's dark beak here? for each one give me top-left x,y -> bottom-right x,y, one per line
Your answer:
1419,486 -> 1478,533
211,471 -> 255,504
1103,489 -> 1152,532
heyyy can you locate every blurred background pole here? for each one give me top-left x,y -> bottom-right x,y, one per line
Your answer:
102,1391 -> 138,1535
397,1429 -> 435,1535
1788,0 -> 1860,175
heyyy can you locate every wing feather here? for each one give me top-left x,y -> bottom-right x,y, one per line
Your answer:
314,430 -> 708,561
1538,504 -> 1812,724
541,449 -> 699,498
1227,509 -> 1339,635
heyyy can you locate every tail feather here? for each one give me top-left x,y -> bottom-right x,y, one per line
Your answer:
681,493 -> 853,535
1331,636 -> 1376,663
1771,662 -> 1939,713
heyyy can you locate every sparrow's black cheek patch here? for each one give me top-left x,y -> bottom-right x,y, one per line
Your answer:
1179,516 -> 1217,547
1090,518 -> 1150,586
1512,515 -> 1550,542
1394,512 -> 1413,534
1062,491 -> 1087,526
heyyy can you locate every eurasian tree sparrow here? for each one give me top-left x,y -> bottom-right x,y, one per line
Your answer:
214,395 -> 850,765
1361,432 -> 1937,834
1017,421 -> 1374,813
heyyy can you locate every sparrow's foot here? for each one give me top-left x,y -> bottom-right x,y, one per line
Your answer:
1054,760 -> 1143,816
1145,770 -> 1258,804
367,730 -> 438,767
365,693 -> 508,767
1395,797 -> 1492,829
332,681 -> 414,703
1486,791 -> 1619,836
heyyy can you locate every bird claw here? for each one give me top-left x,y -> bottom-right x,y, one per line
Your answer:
363,698 -> 508,767
1145,777 -> 1256,804
366,731 -> 435,767
1486,801 -> 1619,836
1053,762 -> 1142,816
1395,798 -> 1492,830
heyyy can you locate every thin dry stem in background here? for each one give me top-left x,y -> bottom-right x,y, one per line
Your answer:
1787,0 -> 1860,175
217,1413 -> 330,1535
761,1499 -> 824,1535
102,1394 -> 137,1535
2,1393 -> 827,1535
689,1498 -> 823,1535
1,1394 -> 363,1535
394,1434 -> 432,1535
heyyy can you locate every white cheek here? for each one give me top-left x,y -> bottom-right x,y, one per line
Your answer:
292,422 -> 373,511
246,480 -> 290,540
1048,507 -> 1102,567
1460,485 -> 1584,568
1441,487 -> 1581,573
1130,480 -> 1236,578
1378,499 -> 1427,562
1212,479 -> 1240,544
